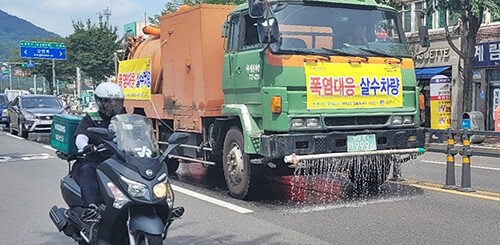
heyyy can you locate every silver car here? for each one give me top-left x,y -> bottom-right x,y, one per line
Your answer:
7,95 -> 67,138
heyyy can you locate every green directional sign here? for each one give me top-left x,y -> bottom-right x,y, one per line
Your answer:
20,41 -> 66,49
2,70 -> 8,75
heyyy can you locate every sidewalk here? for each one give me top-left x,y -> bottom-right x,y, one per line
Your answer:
425,131 -> 500,157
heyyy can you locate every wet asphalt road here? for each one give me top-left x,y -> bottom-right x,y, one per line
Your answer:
1,129 -> 500,244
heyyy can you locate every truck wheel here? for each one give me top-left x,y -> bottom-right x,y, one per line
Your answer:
222,127 -> 255,199
18,120 -> 28,138
166,159 -> 180,174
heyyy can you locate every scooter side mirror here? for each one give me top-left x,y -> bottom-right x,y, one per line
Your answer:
88,127 -> 115,141
167,132 -> 189,145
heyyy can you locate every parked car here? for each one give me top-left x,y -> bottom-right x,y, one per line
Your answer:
7,95 -> 67,138
0,94 -> 8,128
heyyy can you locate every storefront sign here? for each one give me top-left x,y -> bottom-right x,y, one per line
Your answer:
474,41 -> 500,68
304,63 -> 403,109
493,89 -> 500,120
430,75 -> 451,129
117,57 -> 151,100
413,48 -> 451,61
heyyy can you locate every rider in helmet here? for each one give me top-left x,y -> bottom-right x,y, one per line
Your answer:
74,82 -> 124,221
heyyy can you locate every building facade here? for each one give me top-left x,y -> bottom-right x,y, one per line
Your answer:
401,0 -> 500,129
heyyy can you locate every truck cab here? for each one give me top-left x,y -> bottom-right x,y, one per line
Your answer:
219,0 -> 425,197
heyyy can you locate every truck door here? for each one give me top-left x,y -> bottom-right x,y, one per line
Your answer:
222,14 -> 240,102
231,13 -> 263,105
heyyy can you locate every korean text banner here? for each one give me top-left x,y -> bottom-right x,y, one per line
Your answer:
305,63 -> 403,109
117,57 -> 151,100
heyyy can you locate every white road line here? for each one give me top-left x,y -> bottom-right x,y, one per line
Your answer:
420,160 -> 500,171
171,185 -> 253,214
43,145 -> 56,151
6,134 -> 23,140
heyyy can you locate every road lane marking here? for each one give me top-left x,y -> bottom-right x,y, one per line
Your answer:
0,153 -> 54,163
401,179 -> 500,197
43,145 -> 56,151
420,160 -> 500,171
6,134 -> 23,140
409,183 -> 500,203
171,185 -> 253,214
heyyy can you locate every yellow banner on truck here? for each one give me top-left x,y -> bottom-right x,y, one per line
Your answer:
117,57 -> 152,100
305,63 -> 403,109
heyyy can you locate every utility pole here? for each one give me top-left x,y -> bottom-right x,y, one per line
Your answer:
76,67 -> 81,103
9,64 -> 12,89
53,60 -> 57,95
34,75 -> 37,94
43,77 -> 46,94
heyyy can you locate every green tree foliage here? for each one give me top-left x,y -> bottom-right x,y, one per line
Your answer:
66,15 -> 120,88
435,0 -> 500,113
148,0 -> 246,26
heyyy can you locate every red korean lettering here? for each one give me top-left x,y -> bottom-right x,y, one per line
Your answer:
322,76 -> 333,96
309,76 -> 322,96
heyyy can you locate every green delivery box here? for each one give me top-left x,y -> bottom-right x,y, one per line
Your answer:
51,114 -> 82,155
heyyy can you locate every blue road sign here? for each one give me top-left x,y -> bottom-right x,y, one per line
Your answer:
20,46 -> 66,60
27,59 -> 35,68
0,75 -> 8,80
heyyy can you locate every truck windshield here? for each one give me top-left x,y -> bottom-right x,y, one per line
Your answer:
271,3 -> 410,58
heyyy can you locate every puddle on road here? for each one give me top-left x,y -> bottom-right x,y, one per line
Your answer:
172,154 -> 425,212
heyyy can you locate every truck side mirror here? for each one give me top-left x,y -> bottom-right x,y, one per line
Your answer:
221,20 -> 229,38
257,18 -> 280,44
248,0 -> 265,18
418,26 -> 430,48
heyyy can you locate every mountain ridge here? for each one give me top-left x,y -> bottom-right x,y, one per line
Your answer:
0,9 -> 60,61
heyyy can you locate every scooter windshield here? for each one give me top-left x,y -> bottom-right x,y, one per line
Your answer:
109,114 -> 159,158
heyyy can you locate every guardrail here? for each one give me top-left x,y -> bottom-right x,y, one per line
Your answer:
424,128 -> 500,192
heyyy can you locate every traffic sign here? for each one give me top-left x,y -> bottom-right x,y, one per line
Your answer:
1,70 -> 8,75
0,75 -> 8,80
19,41 -> 66,60
27,59 -> 35,68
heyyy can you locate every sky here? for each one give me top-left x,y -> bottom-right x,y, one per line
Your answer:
0,0 -> 169,37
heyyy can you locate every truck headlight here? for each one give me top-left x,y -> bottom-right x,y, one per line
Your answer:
306,118 -> 320,127
107,182 -> 130,209
403,116 -> 413,124
393,115 -> 403,125
291,118 -> 304,128
121,176 -> 149,200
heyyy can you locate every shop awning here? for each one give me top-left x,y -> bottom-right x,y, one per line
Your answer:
415,67 -> 450,79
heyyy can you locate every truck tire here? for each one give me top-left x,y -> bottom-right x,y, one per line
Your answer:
222,127 -> 255,199
349,160 -> 390,196
166,159 -> 180,174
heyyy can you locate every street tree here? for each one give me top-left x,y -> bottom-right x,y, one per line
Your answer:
8,36 -> 75,93
148,0 -> 245,26
66,15 -> 120,88
435,0 -> 500,114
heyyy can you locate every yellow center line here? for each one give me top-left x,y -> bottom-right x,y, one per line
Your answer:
389,179 -> 500,200
409,183 -> 500,203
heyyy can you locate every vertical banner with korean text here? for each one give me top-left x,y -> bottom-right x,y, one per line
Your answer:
117,57 -> 151,100
304,63 -> 403,109
430,75 -> 451,129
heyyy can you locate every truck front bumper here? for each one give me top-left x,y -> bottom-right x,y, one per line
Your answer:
260,128 -> 426,159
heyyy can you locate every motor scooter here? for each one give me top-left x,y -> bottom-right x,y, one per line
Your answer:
49,114 -> 188,244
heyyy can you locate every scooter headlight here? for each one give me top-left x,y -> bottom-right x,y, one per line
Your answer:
153,180 -> 174,207
107,182 -> 130,209
120,176 -> 150,200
